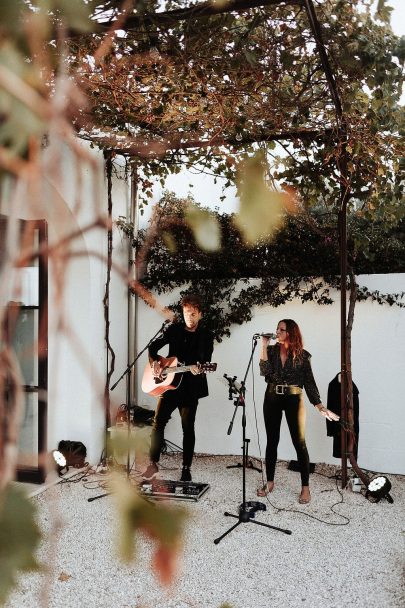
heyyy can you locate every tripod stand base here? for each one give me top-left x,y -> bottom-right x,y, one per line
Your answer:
214,502 -> 292,544
226,438 -> 262,473
226,460 -> 262,473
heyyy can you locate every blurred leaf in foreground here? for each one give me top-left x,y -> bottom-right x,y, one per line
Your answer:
185,203 -> 221,252
234,151 -> 297,245
111,474 -> 188,587
107,426 -> 151,469
47,0 -> 96,33
0,484 -> 42,604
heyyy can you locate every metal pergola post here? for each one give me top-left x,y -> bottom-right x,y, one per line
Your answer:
303,0 -> 349,488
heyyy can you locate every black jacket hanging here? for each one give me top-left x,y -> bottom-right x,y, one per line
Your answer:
326,373 -> 359,459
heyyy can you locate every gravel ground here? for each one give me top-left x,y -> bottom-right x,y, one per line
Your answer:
6,454 -> 405,608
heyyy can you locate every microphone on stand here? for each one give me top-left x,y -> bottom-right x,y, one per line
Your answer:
160,318 -> 173,332
253,332 -> 277,339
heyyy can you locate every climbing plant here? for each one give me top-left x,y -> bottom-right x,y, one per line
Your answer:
118,191 -> 405,341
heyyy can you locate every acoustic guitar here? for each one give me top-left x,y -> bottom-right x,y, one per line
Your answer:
142,355 -> 217,397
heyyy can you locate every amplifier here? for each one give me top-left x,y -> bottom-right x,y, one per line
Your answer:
139,479 -> 210,502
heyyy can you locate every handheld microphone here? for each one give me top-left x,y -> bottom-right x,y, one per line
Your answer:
254,332 -> 277,339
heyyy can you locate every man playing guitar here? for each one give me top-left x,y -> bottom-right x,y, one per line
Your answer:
141,294 -> 214,482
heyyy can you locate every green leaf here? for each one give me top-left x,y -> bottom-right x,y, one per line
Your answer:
375,0 -> 393,24
110,474 -> 188,585
107,426 -> 151,466
49,0 -> 96,33
0,0 -> 26,34
0,484 -> 42,604
162,231 -> 177,253
185,204 -> 221,252
233,152 -> 296,245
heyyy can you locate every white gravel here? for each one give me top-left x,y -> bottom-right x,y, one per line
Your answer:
6,455 -> 405,608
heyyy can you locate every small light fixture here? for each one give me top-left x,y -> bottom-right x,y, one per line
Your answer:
52,450 -> 68,476
366,475 -> 393,503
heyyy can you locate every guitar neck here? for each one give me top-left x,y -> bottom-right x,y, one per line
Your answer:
163,365 -> 193,376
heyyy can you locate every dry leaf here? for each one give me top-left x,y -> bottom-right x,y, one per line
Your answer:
111,474 -> 188,587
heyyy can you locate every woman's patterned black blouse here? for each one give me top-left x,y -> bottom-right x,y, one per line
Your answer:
259,344 -> 321,406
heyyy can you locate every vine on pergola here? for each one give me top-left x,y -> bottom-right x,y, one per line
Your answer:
70,0 -> 404,217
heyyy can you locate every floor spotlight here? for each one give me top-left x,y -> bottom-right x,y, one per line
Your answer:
366,475 -> 393,503
52,449 -> 69,476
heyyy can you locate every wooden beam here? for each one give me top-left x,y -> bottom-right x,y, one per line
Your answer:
93,126 -> 336,158
95,0 -> 302,31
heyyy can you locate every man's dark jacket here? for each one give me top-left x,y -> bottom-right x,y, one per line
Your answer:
148,322 -> 214,400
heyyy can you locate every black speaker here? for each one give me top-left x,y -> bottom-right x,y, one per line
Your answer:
57,440 -> 87,468
288,460 -> 315,474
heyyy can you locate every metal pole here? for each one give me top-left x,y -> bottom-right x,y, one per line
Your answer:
303,0 -> 349,487
104,151 -> 115,462
128,162 -> 138,405
339,199 -> 348,488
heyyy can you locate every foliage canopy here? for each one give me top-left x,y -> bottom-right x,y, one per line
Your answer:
66,0 -> 405,221
1,1 -> 404,226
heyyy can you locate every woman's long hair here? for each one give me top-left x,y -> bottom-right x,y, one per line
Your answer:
281,319 -> 303,362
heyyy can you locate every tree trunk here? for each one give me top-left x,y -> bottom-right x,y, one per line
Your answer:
345,269 -> 369,486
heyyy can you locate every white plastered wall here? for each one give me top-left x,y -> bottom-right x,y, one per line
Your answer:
7,141 -> 403,474
45,145 -> 131,463
134,274 -> 405,475
3,141 -> 131,465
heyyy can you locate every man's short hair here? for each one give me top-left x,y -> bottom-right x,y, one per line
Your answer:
180,294 -> 203,312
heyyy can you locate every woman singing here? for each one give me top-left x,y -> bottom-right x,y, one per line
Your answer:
257,319 -> 339,504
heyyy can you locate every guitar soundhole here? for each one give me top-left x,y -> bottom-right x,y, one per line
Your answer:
154,377 -> 164,385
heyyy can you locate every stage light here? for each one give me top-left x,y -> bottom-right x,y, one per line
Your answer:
366,475 -> 393,503
52,450 -> 68,476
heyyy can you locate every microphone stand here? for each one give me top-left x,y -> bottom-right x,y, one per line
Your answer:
224,374 -> 261,473
88,322 -> 168,503
214,337 -> 292,544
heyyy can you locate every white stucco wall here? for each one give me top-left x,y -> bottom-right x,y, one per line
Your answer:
4,141 -> 131,465
45,146 -> 131,464
134,274 -> 405,475
5,141 -> 404,478
42,145 -> 116,464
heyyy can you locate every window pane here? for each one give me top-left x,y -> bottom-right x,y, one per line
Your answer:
16,267 -> 39,306
25,227 -> 39,268
11,308 -> 38,386
17,392 -> 39,469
